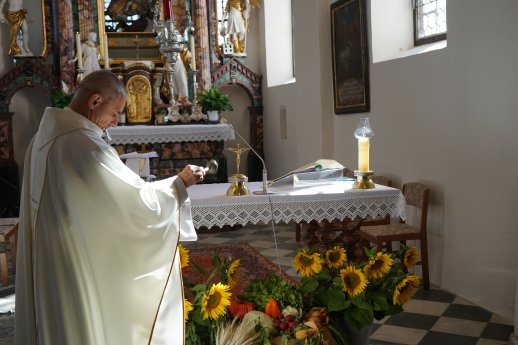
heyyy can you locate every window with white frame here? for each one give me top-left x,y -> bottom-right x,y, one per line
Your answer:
414,0 -> 447,46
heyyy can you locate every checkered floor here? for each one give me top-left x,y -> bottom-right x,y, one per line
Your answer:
0,223 -> 513,345
187,223 -> 515,345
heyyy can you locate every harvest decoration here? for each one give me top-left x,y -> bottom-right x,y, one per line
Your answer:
180,244 -> 421,344
297,245 -> 421,334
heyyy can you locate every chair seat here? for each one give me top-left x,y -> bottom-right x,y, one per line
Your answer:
360,223 -> 420,239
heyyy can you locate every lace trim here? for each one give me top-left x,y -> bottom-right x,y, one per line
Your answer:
192,194 -> 406,228
107,124 -> 235,144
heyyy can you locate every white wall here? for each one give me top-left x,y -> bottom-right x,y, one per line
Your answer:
260,0 -> 518,321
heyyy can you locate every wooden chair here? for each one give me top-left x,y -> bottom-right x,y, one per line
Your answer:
0,218 -> 19,287
358,182 -> 430,289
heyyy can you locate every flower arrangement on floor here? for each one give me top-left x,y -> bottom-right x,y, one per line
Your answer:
295,244 -> 421,340
179,243 -> 421,345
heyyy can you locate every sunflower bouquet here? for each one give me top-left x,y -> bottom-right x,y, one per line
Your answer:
180,245 -> 240,345
294,244 -> 421,336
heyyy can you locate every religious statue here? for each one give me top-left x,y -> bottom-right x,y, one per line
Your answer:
223,0 -> 260,55
0,0 -> 33,56
81,32 -> 101,77
173,44 -> 191,103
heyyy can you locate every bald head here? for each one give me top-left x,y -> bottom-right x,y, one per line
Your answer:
73,70 -> 127,104
68,70 -> 128,129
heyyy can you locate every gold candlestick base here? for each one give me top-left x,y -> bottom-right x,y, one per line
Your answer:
76,68 -> 85,85
227,174 -> 251,196
352,171 -> 375,189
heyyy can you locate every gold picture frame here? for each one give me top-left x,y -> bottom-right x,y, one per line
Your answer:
97,0 -> 161,64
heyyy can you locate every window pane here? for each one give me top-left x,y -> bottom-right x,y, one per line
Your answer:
416,0 -> 447,40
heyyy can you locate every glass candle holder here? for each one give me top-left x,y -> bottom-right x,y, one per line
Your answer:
354,118 -> 374,172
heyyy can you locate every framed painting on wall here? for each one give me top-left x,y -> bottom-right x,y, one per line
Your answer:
331,0 -> 370,114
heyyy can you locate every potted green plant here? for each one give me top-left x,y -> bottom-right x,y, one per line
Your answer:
197,86 -> 233,123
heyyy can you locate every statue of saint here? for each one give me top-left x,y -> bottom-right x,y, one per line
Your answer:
81,32 -> 101,77
223,0 -> 260,55
0,0 -> 33,56
173,44 -> 191,103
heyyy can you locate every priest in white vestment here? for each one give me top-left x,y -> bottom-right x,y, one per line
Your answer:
15,70 -> 205,345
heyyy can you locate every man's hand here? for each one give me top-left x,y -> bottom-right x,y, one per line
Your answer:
178,164 -> 205,188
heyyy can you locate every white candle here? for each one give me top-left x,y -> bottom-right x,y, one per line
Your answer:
358,138 -> 370,172
104,34 -> 110,69
190,35 -> 196,70
75,32 -> 83,69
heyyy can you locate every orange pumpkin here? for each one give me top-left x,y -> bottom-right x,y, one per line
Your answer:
265,298 -> 282,319
228,300 -> 255,319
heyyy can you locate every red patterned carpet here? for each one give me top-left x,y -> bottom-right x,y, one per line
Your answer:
183,243 -> 297,296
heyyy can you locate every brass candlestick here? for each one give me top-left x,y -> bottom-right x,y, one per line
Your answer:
352,170 -> 375,189
190,70 -> 207,122
76,68 -> 85,85
227,143 -> 251,196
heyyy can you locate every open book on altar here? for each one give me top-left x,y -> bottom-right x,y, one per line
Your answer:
268,159 -> 347,188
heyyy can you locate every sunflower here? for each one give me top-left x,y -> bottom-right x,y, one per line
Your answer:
393,275 -> 421,305
293,250 -> 323,277
325,246 -> 347,268
184,299 -> 193,320
178,244 -> 190,269
226,259 -> 240,288
363,252 -> 393,279
403,247 -> 419,269
340,265 -> 368,297
201,283 -> 232,320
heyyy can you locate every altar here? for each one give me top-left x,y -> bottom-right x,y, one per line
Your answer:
108,124 -> 235,183
188,181 -> 406,228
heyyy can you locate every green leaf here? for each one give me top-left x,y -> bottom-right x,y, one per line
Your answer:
326,286 -> 350,312
371,292 -> 389,312
211,254 -> 221,269
300,277 -> 319,293
191,309 -> 210,326
344,303 -> 374,330
190,284 -> 207,294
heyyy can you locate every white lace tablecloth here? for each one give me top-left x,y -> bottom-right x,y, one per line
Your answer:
188,181 -> 406,228
106,124 -> 235,144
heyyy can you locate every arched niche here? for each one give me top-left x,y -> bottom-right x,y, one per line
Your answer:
211,57 -> 263,181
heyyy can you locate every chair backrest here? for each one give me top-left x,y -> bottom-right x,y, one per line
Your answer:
401,182 -> 430,231
371,175 -> 393,187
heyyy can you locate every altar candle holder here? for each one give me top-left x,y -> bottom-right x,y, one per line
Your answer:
352,118 -> 375,189
76,68 -> 85,85
190,70 -> 207,122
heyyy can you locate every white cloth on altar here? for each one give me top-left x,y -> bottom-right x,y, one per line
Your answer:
15,107 -> 196,345
120,151 -> 158,178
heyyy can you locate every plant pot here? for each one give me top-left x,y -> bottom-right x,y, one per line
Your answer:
329,313 -> 372,345
207,110 -> 220,123
343,321 -> 372,345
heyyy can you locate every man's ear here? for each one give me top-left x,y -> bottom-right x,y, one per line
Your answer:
88,93 -> 103,110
